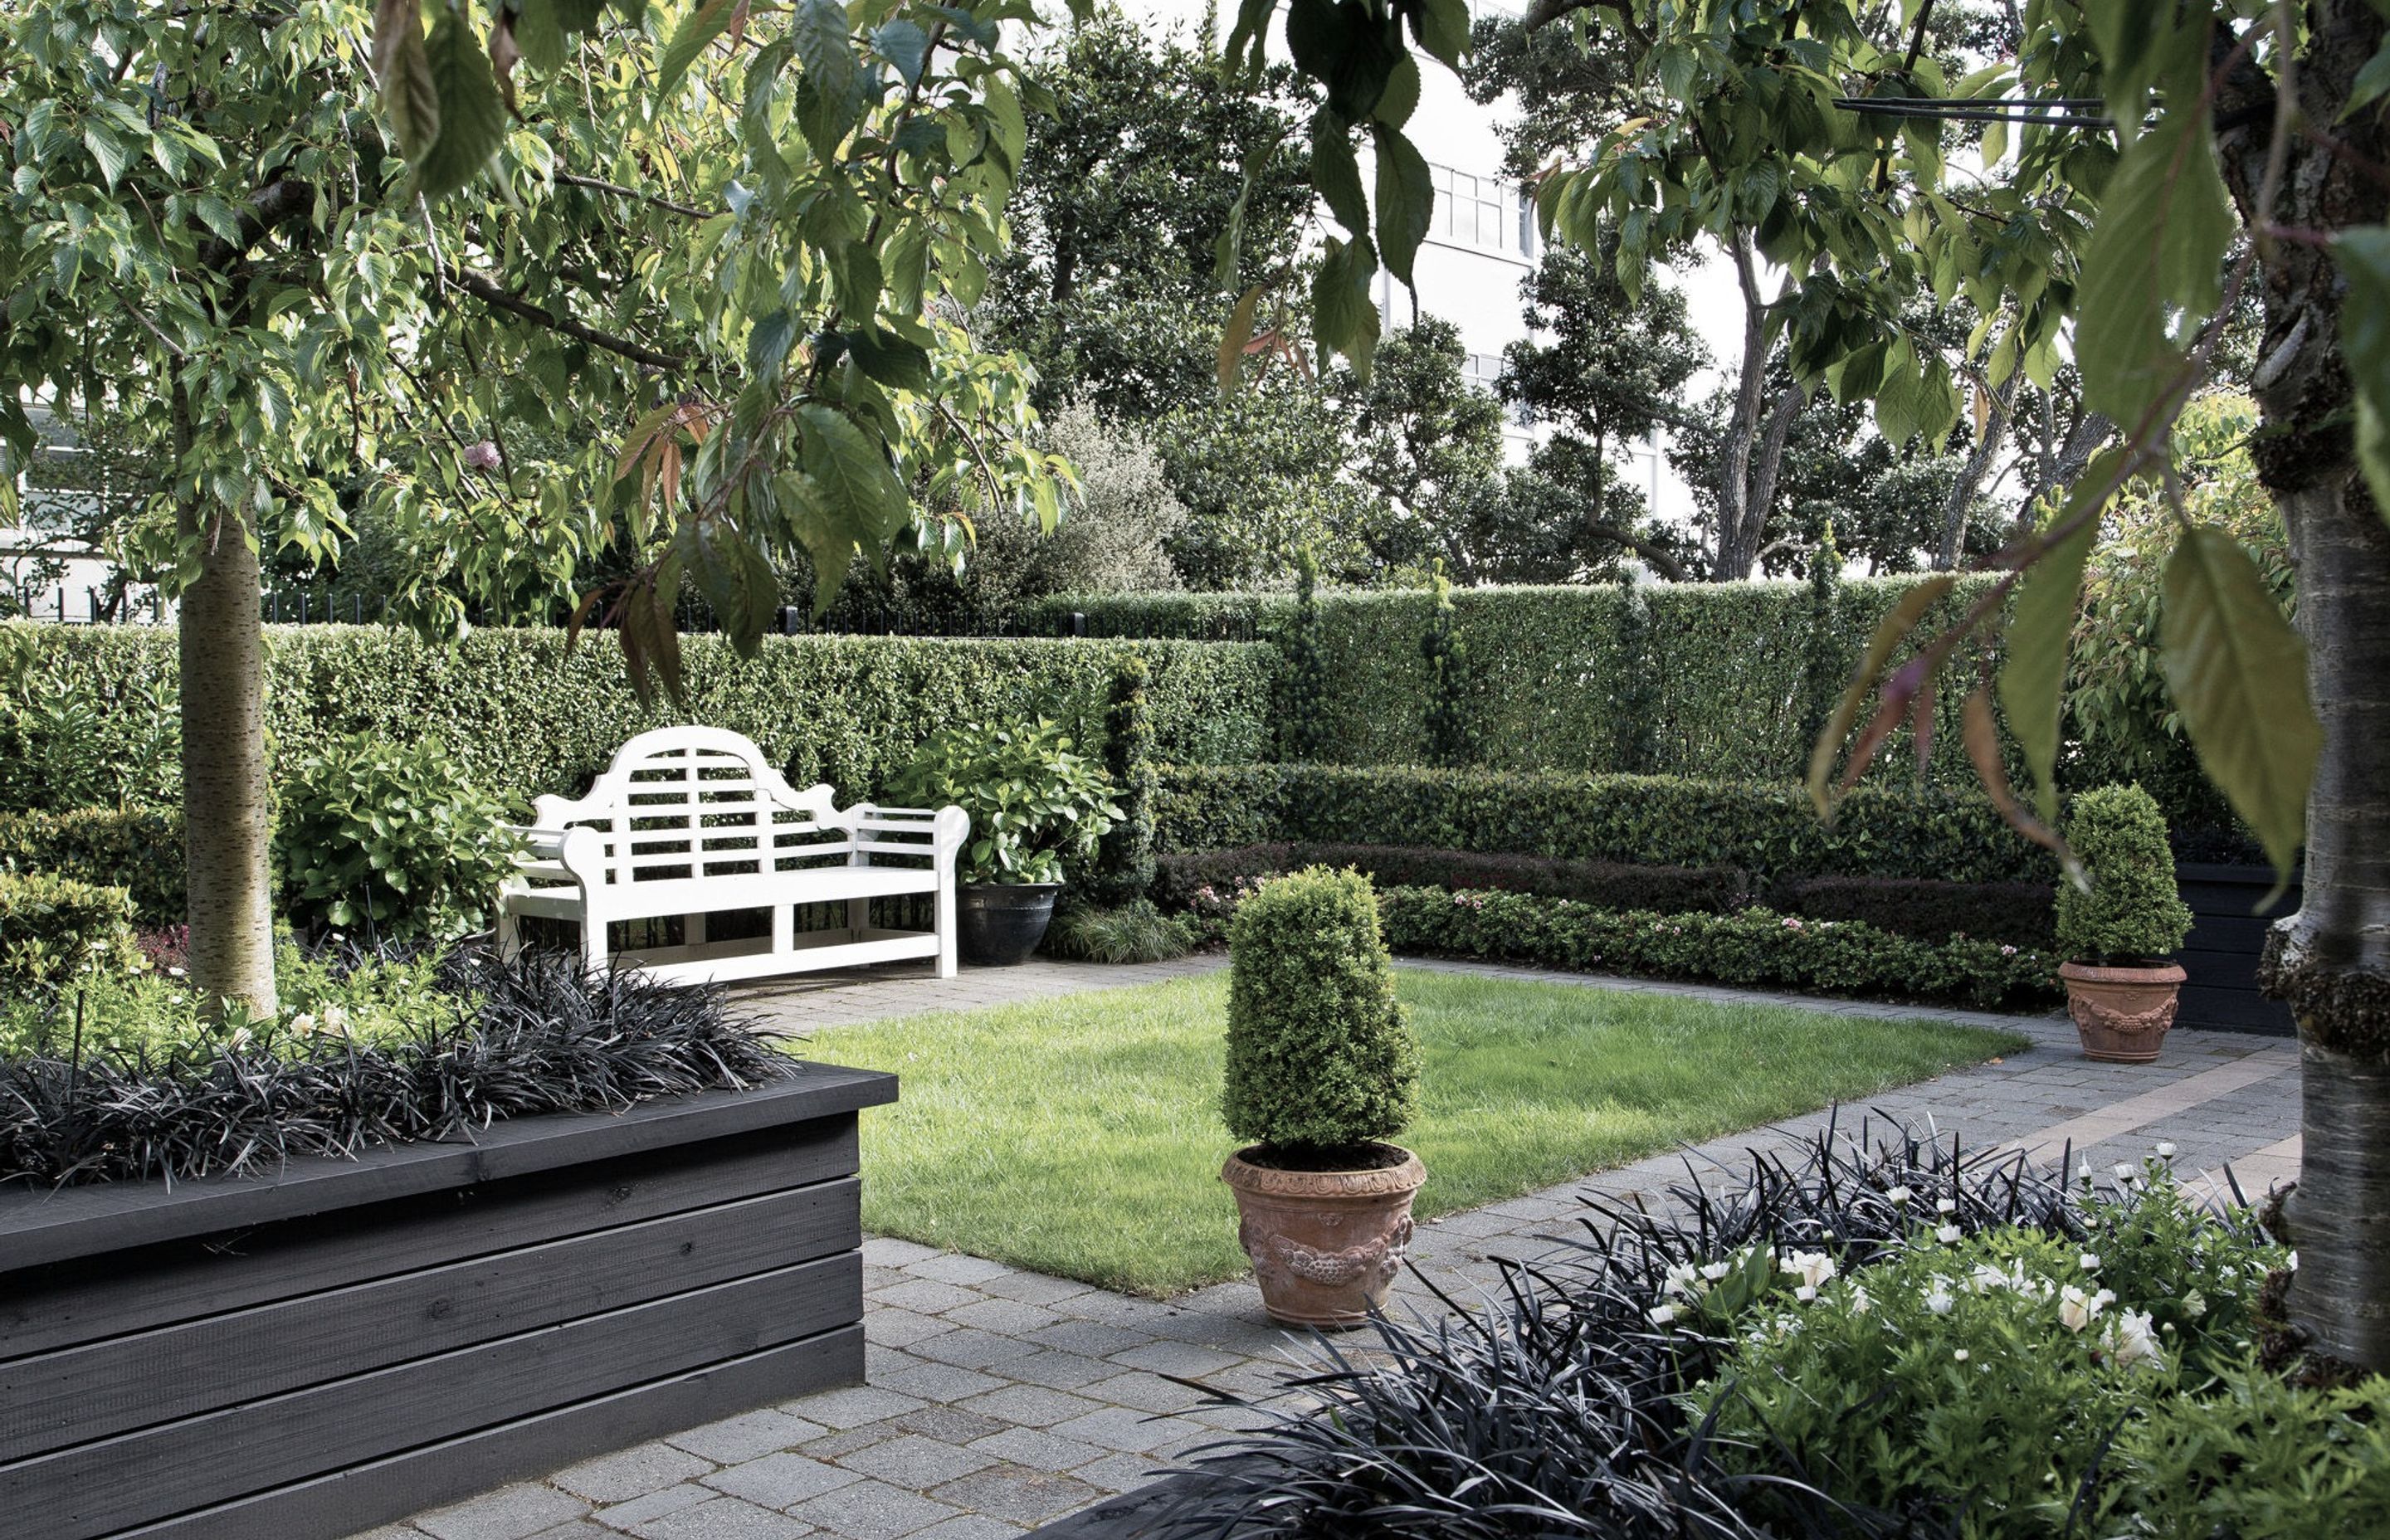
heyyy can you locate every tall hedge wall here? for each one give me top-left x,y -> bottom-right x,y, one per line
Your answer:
1037,577 -> 2004,786
2,622 -> 1273,802
1153,763 -> 2061,885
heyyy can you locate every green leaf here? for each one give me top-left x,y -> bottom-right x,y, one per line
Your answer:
677,518 -> 781,656
1372,52 -> 1420,129
192,193 -> 245,246
871,20 -> 929,88
1310,233 -> 1380,373
1997,456 -> 2117,821
1218,282 -> 1263,392
656,0 -> 734,98
2158,527 -> 2320,881
2075,105 -> 2233,428
2344,37 -> 2390,118
414,10 -> 508,197
1310,110 -> 1368,238
798,402 -> 912,548
1408,0 -> 1470,68
1372,124 -> 1432,288
81,125 -> 129,189
747,310 -> 798,376
790,0 -> 861,156
2330,228 -> 2390,525
372,0 -> 439,159
847,328 -> 933,392
513,0 -> 569,71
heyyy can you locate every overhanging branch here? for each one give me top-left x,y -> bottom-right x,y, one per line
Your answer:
444,267 -> 687,371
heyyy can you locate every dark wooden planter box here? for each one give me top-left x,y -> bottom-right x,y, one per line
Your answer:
2176,863 -> 2300,1036
0,1064 -> 897,1540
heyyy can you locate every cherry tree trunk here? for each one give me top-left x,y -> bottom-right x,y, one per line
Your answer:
178,501 -> 278,1021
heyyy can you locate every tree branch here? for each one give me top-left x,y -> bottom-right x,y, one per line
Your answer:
443,266 -> 687,371
554,171 -> 716,220
196,178 -> 316,272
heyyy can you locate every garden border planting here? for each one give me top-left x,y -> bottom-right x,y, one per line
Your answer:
0,1065 -> 896,1540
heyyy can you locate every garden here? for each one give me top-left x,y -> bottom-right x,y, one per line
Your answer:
4,0 -> 2389,1531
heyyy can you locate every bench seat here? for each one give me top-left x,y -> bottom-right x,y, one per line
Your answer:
496,726 -> 969,984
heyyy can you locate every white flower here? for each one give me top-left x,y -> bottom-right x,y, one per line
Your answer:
1847,1284 -> 1872,1316
1925,1284 -> 1955,1316
1936,1197 -> 1958,1215
1700,1260 -> 1732,1282
1662,1261 -> 1701,1299
2156,1141 -> 2177,1158
289,1012 -> 318,1035
2114,1162 -> 2137,1180
1885,1186 -> 1914,1206
2059,1285 -> 2117,1333
1970,1263 -> 2010,1294
166,965 -> 187,978
1794,1284 -> 1817,1303
1647,1304 -> 1679,1327
2107,1309 -> 2166,1369
1953,1348 -> 1970,1362
2181,1290 -> 2207,1319
2287,1250 -> 2300,1272
1779,1250 -> 1838,1289
1935,1225 -> 1962,1245
2079,1253 -> 2101,1272
2078,1159 -> 2095,1183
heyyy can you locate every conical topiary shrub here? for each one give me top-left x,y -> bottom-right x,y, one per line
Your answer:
2057,784 -> 2194,964
1222,865 -> 1420,1157
1219,865 -> 1427,1326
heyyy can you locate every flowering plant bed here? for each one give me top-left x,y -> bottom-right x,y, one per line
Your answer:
0,1065 -> 895,1540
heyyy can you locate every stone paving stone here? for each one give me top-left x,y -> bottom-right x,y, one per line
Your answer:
1105,1341 -> 1248,1379
780,1386 -> 928,1430
704,1454 -> 866,1509
1046,1407 -> 1207,1455
863,1309 -> 956,1349
894,1406 -> 1012,1445
909,1518 -> 1028,1540
1079,1372 -> 1210,1416
785,1479 -> 961,1540
554,1443 -> 717,1504
871,1279 -> 985,1315
995,1351 -> 1120,1391
929,1465 -> 1109,1526
955,1384 -> 1109,1430
905,1254 -> 1017,1286
619,1496 -> 817,1540
1020,1319 -> 1157,1357
973,1272 -> 1096,1308
526,1523 -> 616,1540
837,1434 -> 998,1488
665,1413 -> 828,1466
862,1237 -> 944,1268
944,1299 -> 1064,1335
910,1326 -> 1044,1370
964,1425 -> 1114,1474
801,1423 -> 905,1461
591,1484 -> 716,1531
877,1357 -> 1013,1404
417,1484 -> 594,1540
1063,1453 -> 1168,1495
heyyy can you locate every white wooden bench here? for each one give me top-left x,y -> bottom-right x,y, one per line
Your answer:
496,726 -> 969,985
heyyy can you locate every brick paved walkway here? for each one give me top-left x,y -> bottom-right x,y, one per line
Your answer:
354,957 -> 2300,1540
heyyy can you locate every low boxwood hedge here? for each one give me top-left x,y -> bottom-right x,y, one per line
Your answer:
1154,843 -> 1756,915
0,807 -> 185,926
1768,874 -> 2056,947
1155,763 -> 2059,885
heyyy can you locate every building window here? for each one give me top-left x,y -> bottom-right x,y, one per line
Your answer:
1463,353 -> 1503,390
1429,164 -> 1536,258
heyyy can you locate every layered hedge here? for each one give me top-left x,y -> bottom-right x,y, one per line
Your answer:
0,807 -> 185,925
0,622 -> 1274,804
1374,888 -> 2059,1010
1154,763 -> 2060,885
1040,577 -> 2004,785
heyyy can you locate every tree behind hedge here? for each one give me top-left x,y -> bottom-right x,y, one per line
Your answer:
1222,867 -> 1419,1153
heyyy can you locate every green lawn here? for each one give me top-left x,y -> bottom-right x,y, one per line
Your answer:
805,968 -> 2027,1297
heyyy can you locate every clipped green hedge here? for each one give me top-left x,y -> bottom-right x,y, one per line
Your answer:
0,622 -> 1275,807
0,807 -> 185,926
1374,888 -> 2059,1010
1041,576 -> 2005,785
0,870 -> 144,986
1154,763 -> 2060,885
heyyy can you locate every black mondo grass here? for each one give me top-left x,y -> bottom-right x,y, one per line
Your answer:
1144,1114 -> 2246,1540
0,943 -> 793,1188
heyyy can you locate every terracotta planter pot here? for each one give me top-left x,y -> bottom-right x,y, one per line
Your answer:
1221,1143 -> 1427,1328
2061,960 -> 2188,1063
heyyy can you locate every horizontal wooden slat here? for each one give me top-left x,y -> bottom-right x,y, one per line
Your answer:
0,1070 -> 895,1273
0,1117 -> 856,1362
4,1255 -> 861,1539
2,1179 -> 859,1460
111,1325 -> 865,1540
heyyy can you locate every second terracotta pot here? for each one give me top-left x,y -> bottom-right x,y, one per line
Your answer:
1222,1143 -> 1426,1328
2061,959 -> 2188,1063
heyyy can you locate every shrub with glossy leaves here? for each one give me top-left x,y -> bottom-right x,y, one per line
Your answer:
887,716 -> 1121,885
2056,783 -> 2193,963
277,732 -> 522,943
1222,866 -> 1419,1154
0,870 -> 144,987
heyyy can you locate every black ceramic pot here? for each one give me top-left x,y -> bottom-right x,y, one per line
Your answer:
958,882 -> 1061,967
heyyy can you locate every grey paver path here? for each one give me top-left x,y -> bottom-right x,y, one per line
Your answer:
356,954 -> 2300,1540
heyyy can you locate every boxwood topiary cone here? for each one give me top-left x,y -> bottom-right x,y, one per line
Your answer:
2056,784 -> 2195,1063
1219,865 -> 1426,1328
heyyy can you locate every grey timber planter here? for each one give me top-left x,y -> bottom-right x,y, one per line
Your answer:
0,1064 -> 897,1540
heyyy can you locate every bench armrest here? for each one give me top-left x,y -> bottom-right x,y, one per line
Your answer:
506,824 -> 603,885
847,803 -> 969,858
